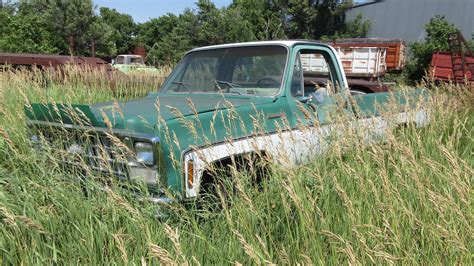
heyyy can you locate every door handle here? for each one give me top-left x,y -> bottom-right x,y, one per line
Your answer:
267,113 -> 283,120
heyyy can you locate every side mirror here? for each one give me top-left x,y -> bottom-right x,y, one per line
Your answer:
111,59 -> 115,65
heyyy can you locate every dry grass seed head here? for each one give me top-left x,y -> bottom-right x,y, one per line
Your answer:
148,243 -> 175,265
163,224 -> 187,263
231,229 -> 261,264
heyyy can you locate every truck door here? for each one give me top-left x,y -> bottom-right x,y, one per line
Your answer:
287,45 -> 351,126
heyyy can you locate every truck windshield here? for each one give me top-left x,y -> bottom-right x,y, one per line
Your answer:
161,46 -> 288,96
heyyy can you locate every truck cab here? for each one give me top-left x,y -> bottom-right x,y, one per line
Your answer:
114,55 -> 145,65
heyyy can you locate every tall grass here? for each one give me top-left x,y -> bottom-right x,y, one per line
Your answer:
0,67 -> 472,264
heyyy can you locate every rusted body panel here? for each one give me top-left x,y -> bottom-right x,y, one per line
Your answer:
0,53 -> 113,71
430,52 -> 474,82
430,32 -> 474,84
345,78 -> 390,93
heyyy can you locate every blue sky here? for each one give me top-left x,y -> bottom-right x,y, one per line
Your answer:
93,0 -> 232,23
94,0 -> 368,23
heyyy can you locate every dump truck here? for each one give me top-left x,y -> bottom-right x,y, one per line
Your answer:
327,38 -> 406,72
26,41 -> 429,207
301,46 -> 389,94
303,38 -> 406,94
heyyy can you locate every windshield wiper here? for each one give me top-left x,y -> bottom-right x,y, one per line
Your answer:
171,81 -> 193,93
215,80 -> 241,88
214,80 -> 242,95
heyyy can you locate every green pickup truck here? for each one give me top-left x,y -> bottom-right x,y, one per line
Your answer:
25,41 -> 429,204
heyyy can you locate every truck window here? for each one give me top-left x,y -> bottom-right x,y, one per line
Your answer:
162,46 -> 288,96
299,50 -> 339,96
231,54 -> 286,89
116,56 -> 125,64
182,56 -> 219,92
290,52 -> 304,97
130,57 -> 144,65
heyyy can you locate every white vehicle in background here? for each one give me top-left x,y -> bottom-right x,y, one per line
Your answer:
112,54 -> 160,74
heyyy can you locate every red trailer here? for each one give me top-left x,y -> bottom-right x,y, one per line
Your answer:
429,32 -> 474,84
430,52 -> 474,83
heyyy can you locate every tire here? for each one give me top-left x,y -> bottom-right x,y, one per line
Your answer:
197,172 -> 235,211
198,154 -> 270,210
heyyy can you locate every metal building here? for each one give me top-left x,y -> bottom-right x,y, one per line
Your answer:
346,0 -> 474,42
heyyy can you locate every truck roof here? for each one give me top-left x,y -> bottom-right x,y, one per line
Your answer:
117,54 -> 143,57
190,40 -> 331,52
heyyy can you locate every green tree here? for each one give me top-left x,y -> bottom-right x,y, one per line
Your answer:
311,0 -> 350,39
0,2 -> 57,53
257,0 -> 370,41
327,13 -> 371,39
0,0 -> 115,57
137,13 -> 187,63
220,6 -> 256,43
286,0 -> 316,39
1,0 -> 373,62
138,14 -> 179,48
138,1 -> 260,64
229,0 -> 287,40
193,0 -> 225,46
88,17 -> 116,58
150,10 -> 196,63
38,0 -> 100,55
99,7 -> 137,55
406,15 -> 458,81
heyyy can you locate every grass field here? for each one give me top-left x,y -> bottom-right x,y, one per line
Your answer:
0,68 -> 472,264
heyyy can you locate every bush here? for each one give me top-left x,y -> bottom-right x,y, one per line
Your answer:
405,16 -> 458,82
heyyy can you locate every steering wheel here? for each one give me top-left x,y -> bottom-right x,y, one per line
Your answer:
256,77 -> 280,88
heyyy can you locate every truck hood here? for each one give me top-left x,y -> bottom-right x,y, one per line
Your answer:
26,93 -> 275,134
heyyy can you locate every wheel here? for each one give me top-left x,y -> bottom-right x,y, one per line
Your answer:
198,154 -> 270,209
197,169 -> 235,211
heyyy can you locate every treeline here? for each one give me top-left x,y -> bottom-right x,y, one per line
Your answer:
0,0 -> 371,63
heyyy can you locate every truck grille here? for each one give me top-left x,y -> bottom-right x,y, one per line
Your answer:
36,126 -> 130,179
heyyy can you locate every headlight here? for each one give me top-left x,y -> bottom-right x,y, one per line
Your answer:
134,142 -> 155,166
